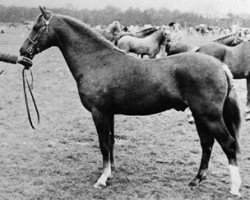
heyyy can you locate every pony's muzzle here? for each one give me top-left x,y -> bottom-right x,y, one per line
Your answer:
20,46 -> 34,59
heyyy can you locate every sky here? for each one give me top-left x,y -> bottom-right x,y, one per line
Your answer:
0,0 -> 250,17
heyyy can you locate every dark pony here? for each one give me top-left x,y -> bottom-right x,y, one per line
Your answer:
165,42 -> 199,56
20,7 -> 242,196
213,33 -> 242,46
166,33 -> 242,57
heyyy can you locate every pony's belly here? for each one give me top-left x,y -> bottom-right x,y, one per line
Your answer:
114,98 -> 187,115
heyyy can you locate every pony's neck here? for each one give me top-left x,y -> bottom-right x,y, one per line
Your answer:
154,30 -> 166,44
53,14 -> 120,78
56,15 -> 117,52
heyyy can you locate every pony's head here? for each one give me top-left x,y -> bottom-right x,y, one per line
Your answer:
108,21 -> 121,35
20,6 -> 56,59
160,26 -> 171,45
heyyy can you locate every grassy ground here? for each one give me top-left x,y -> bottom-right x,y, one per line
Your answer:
0,27 -> 249,200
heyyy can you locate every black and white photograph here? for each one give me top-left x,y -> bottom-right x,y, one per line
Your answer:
0,0 -> 250,199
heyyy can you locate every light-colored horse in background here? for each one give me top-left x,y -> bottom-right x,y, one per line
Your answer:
117,27 -> 171,58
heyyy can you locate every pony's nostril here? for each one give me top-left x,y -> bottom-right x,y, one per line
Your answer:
27,48 -> 33,54
20,48 -> 26,55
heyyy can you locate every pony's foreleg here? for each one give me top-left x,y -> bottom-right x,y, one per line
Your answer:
245,77 -> 250,120
189,119 -> 215,186
92,109 -> 112,188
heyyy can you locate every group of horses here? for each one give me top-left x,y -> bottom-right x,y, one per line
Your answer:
97,20 -> 250,121
19,7 -> 245,197
95,21 -> 171,59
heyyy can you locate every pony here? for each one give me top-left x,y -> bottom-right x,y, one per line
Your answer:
95,21 -> 122,43
166,33 -> 243,57
213,33 -> 242,46
117,27 -> 171,58
20,7 -> 242,196
114,27 -> 158,46
165,42 -> 199,56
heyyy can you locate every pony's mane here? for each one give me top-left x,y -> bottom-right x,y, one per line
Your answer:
150,28 -> 164,37
213,33 -> 236,42
137,27 -> 157,34
56,14 -> 123,52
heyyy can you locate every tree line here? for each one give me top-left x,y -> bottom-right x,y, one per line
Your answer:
0,5 -> 249,28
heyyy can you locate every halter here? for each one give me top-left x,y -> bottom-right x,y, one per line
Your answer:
26,14 -> 54,57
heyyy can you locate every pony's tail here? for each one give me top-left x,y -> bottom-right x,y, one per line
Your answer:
222,64 -> 241,153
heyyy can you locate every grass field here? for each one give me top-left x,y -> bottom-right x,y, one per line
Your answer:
0,26 -> 250,200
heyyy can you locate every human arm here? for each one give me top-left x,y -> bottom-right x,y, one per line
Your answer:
0,52 -> 32,68
0,52 -> 18,64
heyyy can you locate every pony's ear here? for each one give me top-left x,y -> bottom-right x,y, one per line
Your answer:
39,6 -> 46,14
39,6 -> 52,20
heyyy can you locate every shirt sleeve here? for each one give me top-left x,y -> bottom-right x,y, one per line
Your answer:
0,52 -> 18,64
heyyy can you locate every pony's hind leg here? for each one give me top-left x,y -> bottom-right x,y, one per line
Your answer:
92,108 -> 113,188
189,118 -> 215,186
212,121 -> 241,196
245,76 -> 250,120
193,116 -> 241,196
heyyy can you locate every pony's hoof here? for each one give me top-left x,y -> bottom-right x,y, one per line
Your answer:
108,173 -> 113,179
188,181 -> 197,187
93,182 -> 106,189
189,176 -> 206,187
188,117 -> 195,124
189,179 -> 199,187
230,190 -> 241,197
245,113 -> 250,121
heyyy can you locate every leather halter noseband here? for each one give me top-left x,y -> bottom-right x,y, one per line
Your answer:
26,14 -> 54,57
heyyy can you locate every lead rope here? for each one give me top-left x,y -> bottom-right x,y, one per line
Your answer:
22,68 -> 40,129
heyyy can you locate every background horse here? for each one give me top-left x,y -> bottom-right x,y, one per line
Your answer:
166,33 -> 243,56
117,27 -> 171,58
114,27 -> 158,45
165,42 -> 199,56
20,7 -> 242,196
213,33 -> 242,46
95,21 -> 122,43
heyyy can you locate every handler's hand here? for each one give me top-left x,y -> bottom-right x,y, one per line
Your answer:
17,56 -> 33,68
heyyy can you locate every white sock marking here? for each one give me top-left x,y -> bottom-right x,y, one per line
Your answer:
94,162 -> 112,187
229,165 -> 242,197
